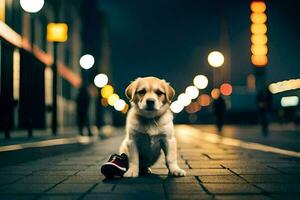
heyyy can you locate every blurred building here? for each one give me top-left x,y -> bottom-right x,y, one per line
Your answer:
0,0 -> 84,136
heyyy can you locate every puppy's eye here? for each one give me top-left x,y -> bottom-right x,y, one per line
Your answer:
137,89 -> 146,96
156,90 -> 165,96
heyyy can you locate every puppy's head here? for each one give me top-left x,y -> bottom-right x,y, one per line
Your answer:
125,77 -> 175,117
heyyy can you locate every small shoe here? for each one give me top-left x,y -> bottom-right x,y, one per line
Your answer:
100,153 -> 129,178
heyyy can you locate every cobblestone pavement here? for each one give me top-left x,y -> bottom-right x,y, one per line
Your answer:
0,125 -> 300,200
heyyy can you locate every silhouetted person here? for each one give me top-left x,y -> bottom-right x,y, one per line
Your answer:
256,87 -> 272,136
212,95 -> 226,132
76,86 -> 93,136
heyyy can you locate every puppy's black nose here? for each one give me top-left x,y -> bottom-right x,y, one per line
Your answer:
146,99 -> 155,108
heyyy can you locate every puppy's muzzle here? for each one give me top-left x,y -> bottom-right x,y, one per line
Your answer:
145,98 -> 156,110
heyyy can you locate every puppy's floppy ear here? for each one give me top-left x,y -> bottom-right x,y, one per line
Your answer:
125,78 -> 140,101
164,81 -> 175,103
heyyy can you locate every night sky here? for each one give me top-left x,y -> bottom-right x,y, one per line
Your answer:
95,0 -> 300,99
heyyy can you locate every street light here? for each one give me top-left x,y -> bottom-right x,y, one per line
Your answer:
208,51 -> 224,68
19,0 -> 44,138
94,73 -> 108,88
193,75 -> 208,89
20,0 -> 44,13
80,54 -> 95,70
208,51 -> 224,87
47,23 -> 68,135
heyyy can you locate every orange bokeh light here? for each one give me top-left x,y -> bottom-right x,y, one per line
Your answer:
251,24 -> 267,34
250,1 -> 266,13
251,55 -> 268,66
251,34 -> 267,45
250,13 -> 267,24
220,83 -> 232,96
185,102 -> 201,114
197,94 -> 211,106
251,44 -> 268,55
211,88 -> 220,99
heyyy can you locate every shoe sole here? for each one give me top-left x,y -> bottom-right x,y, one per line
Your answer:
101,163 -> 127,178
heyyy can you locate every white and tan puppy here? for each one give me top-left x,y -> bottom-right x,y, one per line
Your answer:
119,76 -> 186,178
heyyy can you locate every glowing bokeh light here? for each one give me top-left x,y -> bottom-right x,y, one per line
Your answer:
178,93 -> 192,106
269,79 -> 300,94
251,35 -> 267,45
251,55 -> 268,66
108,93 -> 119,106
185,86 -> 199,100
251,45 -> 268,55
198,94 -> 211,106
170,100 -> 184,113
211,88 -> 221,99
251,24 -> 267,34
250,13 -> 267,24
101,85 -> 114,98
114,99 -> 126,111
20,0 -> 44,13
220,83 -> 233,96
250,1 -> 266,13
80,54 -> 95,69
281,96 -> 299,107
193,75 -> 208,89
208,51 -> 224,68
94,73 -> 108,88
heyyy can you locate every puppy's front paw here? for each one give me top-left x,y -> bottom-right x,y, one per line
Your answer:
170,168 -> 186,177
123,168 -> 139,178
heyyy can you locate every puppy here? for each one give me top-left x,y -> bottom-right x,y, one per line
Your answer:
119,76 -> 186,177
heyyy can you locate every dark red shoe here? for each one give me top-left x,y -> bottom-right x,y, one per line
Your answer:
100,153 -> 129,178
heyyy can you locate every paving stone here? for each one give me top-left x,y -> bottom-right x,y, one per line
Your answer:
270,194 -> 300,200
34,170 -> 78,176
37,194 -> 80,200
256,184 -> 300,194
113,183 -> 164,194
274,167 -> 300,174
0,183 -> 54,194
62,175 -> 104,184
89,182 -> 116,193
117,175 -> 165,184
215,195 -> 272,200
0,170 -> 33,176
185,169 -> 232,176
47,183 -> 94,194
164,183 -> 206,194
0,194 -> 37,200
203,183 -> 263,194
188,163 -> 223,169
163,176 -> 198,184
167,194 -> 213,200
241,174 -> 300,183
0,175 -> 24,185
198,175 -> 246,183
16,175 -> 67,184
230,168 -> 280,175
83,193 -> 166,200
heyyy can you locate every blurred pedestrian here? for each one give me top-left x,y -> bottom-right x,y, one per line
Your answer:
212,95 -> 226,133
76,86 -> 93,136
256,87 -> 272,136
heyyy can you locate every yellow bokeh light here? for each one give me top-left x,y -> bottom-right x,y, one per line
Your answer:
251,55 -> 268,66
250,13 -> 267,24
251,44 -> 268,55
251,24 -> 267,34
101,85 -> 114,98
251,34 -> 267,45
250,1 -> 266,13
47,23 -> 68,42
107,93 -> 119,106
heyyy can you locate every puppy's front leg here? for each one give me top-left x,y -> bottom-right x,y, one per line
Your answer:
123,138 -> 139,178
162,137 -> 186,177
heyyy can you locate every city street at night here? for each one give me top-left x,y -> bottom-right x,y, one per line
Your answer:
1,0 -> 300,199
1,125 -> 300,199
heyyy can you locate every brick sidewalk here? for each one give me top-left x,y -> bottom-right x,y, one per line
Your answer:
0,125 -> 300,200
